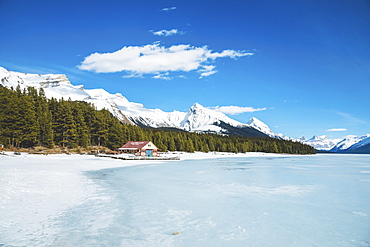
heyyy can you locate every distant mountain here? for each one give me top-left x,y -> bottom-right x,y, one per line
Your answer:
296,134 -> 370,154
347,138 -> 370,154
347,135 -> 370,153
301,135 -> 341,151
330,134 -> 370,153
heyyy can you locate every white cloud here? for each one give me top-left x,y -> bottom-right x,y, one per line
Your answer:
326,128 -> 347,132
198,65 -> 217,78
151,29 -> 185,36
210,105 -> 267,115
152,72 -> 171,80
162,7 -> 177,11
78,43 -> 253,78
122,73 -> 142,79
199,70 -> 217,78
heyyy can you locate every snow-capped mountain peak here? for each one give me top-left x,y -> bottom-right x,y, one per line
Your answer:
297,136 -> 306,141
301,135 -> 340,151
311,135 -> 327,141
350,134 -> 370,149
330,134 -> 370,152
246,117 -> 291,140
180,102 -> 243,132
247,117 -> 274,136
0,67 -> 275,137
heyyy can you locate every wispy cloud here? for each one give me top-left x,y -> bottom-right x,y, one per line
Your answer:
78,43 -> 253,79
335,111 -> 367,125
162,7 -> 177,11
326,128 -> 347,132
199,65 -> 217,78
0,63 -> 61,75
152,72 -> 171,80
210,105 -> 267,115
151,29 -> 185,36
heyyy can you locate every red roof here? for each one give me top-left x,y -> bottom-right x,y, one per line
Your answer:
119,141 -> 152,150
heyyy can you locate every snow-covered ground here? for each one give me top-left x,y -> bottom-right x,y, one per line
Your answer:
1,152 -> 369,246
0,152 -> 290,245
0,153 -> 161,246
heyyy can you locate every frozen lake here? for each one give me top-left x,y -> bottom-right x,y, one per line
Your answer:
1,153 -> 370,246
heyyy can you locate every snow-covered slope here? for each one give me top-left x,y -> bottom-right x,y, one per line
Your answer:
0,67 -> 269,137
246,117 -> 290,140
247,117 -> 274,136
0,67 -> 90,101
0,67 -> 135,124
348,135 -> 370,150
299,134 -> 370,153
330,134 -> 370,153
301,135 -> 341,151
346,135 -> 370,153
180,103 -> 243,132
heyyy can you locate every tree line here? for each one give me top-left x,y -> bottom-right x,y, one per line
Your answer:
0,86 -> 315,154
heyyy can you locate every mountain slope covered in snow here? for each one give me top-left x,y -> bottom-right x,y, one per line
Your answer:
330,134 -> 370,153
298,134 -> 370,154
300,135 -> 340,151
0,67 -> 269,138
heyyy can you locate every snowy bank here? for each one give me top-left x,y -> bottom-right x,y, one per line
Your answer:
0,153 -> 163,246
170,151 -> 305,160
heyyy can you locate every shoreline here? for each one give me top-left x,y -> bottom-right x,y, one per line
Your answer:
3,150 -> 366,173
0,151 -> 313,171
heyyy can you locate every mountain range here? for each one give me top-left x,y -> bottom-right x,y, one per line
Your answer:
1,66 -> 369,154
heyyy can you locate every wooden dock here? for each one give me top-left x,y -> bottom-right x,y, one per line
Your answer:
96,154 -> 180,160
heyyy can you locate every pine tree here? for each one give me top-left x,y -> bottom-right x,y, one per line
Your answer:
0,87 -> 16,146
90,109 -> 110,146
28,88 -> 54,147
53,99 -> 77,147
17,94 -> 39,147
168,138 -> 176,151
106,117 -> 125,150
68,101 -> 88,148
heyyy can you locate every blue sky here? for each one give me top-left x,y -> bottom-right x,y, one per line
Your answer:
1,0 -> 369,139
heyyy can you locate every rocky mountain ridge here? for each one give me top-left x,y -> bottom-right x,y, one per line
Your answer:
1,66 -> 368,153
0,67 -> 270,138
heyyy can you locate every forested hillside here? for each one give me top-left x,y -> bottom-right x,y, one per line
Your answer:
0,86 -> 315,154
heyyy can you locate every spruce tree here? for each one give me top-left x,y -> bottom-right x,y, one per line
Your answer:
53,99 -> 77,147
71,102 -> 89,148
28,88 -> 54,147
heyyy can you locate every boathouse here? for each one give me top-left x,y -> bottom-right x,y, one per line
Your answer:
117,141 -> 159,157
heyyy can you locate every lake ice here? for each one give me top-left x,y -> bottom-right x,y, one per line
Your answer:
1,153 -> 369,246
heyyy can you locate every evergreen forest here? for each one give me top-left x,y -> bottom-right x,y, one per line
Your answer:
0,86 -> 316,154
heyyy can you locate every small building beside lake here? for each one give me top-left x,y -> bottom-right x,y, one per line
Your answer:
117,141 -> 159,157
